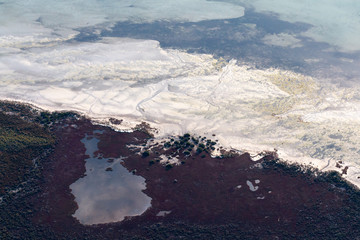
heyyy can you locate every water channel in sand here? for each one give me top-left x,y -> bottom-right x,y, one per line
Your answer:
70,130 -> 151,225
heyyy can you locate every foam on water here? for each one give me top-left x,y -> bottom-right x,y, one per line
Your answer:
1,37 -> 360,187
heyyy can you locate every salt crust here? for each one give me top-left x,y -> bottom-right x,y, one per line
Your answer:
1,38 -> 360,188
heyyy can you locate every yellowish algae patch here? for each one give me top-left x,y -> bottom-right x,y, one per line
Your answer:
252,69 -> 319,116
266,70 -> 318,95
212,57 -> 228,71
254,97 -> 296,116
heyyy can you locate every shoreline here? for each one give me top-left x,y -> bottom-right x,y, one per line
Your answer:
1,98 -> 359,190
1,100 -> 360,239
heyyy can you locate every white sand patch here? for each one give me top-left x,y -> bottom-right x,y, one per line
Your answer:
251,154 -> 264,161
159,155 -> 180,166
246,180 -> 259,192
250,163 -> 263,169
156,211 -> 172,217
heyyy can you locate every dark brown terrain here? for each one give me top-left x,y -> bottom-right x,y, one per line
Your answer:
0,101 -> 360,239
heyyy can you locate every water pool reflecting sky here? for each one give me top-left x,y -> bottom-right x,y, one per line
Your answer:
70,132 -> 151,225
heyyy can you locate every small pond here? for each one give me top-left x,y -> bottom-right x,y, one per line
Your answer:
70,131 -> 151,225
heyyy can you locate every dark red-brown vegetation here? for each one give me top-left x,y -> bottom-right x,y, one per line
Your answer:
1,101 -> 360,240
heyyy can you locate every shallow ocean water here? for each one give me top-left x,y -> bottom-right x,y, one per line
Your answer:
1,0 -> 360,188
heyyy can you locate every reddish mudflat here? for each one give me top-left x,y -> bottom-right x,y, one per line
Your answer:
97,130 -> 344,227
26,117 -> 360,239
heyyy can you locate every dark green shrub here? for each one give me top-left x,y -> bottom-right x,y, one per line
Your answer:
142,151 -> 150,158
